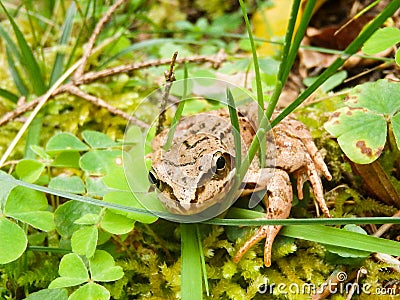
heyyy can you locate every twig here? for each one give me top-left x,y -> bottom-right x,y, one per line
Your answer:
76,51 -> 227,85
345,267 -> 367,300
372,209 -> 400,237
63,84 -> 149,129
0,52 -> 227,127
73,0 -> 127,80
373,253 -> 400,273
156,51 -> 178,135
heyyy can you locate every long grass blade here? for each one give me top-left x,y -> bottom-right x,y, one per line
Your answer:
238,0 -> 266,167
24,115 -> 43,159
181,224 -> 203,300
210,207 -> 400,225
0,172 -> 154,217
280,225 -> 400,257
0,1 -> 46,95
3,172 -> 400,226
226,88 -> 241,170
99,38 -> 199,68
266,0 -> 301,119
196,225 -> 209,297
0,88 -> 19,103
0,24 -> 23,62
281,0 -> 316,88
6,48 -> 29,96
268,0 -> 316,120
49,2 -> 76,86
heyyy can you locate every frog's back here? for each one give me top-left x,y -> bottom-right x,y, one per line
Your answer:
152,107 -> 256,153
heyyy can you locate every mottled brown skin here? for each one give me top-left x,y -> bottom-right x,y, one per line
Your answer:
149,103 -> 332,267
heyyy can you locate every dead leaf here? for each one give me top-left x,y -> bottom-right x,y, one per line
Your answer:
349,160 -> 400,209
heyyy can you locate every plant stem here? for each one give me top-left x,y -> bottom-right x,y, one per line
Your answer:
239,0 -> 265,167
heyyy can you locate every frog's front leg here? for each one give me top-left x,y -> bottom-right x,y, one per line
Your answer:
233,169 -> 292,267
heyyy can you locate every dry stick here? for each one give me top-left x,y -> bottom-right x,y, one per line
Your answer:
345,267 -> 367,300
73,0 -> 127,80
312,268 -> 365,300
372,209 -> 400,237
0,52 -> 228,127
63,84 -> 149,129
0,61 -> 80,167
76,50 -> 227,85
155,51 -> 178,135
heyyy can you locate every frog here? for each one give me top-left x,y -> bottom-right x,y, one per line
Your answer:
148,102 -> 332,267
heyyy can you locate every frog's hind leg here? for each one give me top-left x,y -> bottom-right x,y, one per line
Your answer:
233,169 -> 292,267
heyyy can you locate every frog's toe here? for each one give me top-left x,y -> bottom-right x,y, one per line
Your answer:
233,225 -> 282,267
294,156 -> 331,218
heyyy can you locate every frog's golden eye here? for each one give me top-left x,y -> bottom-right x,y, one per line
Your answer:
148,169 -> 161,189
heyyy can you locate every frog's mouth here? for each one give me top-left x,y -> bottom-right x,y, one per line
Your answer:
157,170 -> 237,216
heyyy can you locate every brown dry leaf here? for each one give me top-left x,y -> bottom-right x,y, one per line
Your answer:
299,35 -> 337,71
307,15 -> 374,50
349,160 -> 400,209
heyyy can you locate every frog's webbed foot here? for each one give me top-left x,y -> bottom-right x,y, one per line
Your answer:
233,169 -> 292,267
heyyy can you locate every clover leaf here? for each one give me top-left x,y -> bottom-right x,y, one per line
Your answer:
325,79 -> 400,164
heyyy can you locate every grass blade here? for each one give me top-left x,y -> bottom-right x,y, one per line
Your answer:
268,0 -> 316,120
280,225 -> 400,257
0,171 -> 155,217
181,224 -> 203,300
266,0 -> 300,119
212,207 -> 400,225
24,116 -> 43,159
281,0 -> 316,89
208,208 -> 400,257
196,225 -> 209,297
0,24 -> 23,62
0,88 -> 19,103
0,1 -> 46,95
49,2 -> 76,86
226,88 -> 241,170
239,0 -> 266,167
6,48 -> 29,96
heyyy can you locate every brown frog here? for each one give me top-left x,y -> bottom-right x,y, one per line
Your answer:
148,103 -> 332,266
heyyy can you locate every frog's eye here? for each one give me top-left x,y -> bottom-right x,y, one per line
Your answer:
212,152 -> 228,175
216,155 -> 226,170
148,170 -> 161,189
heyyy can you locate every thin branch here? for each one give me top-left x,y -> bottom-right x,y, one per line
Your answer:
0,52 -> 227,127
62,85 -> 149,129
372,209 -> 400,238
76,50 -> 227,85
156,51 -> 178,135
73,0 -> 127,80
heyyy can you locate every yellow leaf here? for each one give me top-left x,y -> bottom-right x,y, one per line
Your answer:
252,0 -> 327,56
